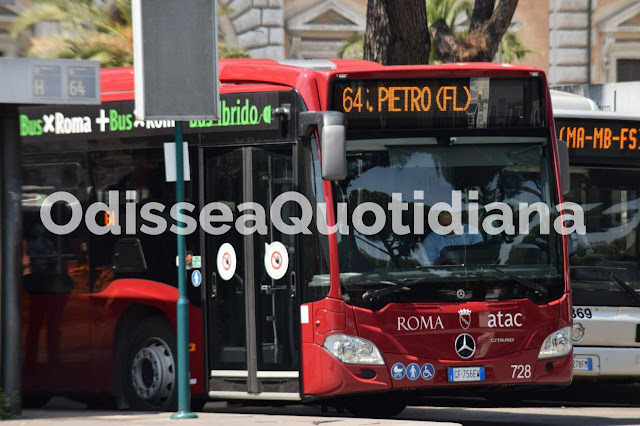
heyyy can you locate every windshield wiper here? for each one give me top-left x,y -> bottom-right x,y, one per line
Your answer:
361,276 -> 434,305
362,264 -> 547,304
571,265 -> 640,306
419,264 -> 548,295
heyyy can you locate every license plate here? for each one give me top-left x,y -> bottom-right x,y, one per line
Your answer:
447,366 -> 485,382
573,356 -> 594,371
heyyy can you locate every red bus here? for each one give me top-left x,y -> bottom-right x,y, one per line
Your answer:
20,59 -> 573,417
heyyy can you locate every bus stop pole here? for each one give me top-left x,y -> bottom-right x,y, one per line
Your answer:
0,104 -> 22,415
171,121 -> 197,419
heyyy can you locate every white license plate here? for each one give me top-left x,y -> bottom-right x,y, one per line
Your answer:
447,366 -> 485,382
573,356 -> 594,371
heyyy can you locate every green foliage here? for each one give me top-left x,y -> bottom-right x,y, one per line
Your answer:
337,33 -> 364,60
0,389 -> 18,419
426,0 -> 473,64
11,0 -> 249,67
426,0 -> 473,30
219,42 -> 250,59
497,30 -> 534,63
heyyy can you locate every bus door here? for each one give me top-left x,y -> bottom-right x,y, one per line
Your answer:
203,144 -> 301,400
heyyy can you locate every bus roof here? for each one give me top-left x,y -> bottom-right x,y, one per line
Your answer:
550,90 -> 598,112
101,59 -> 546,103
554,109 -> 640,121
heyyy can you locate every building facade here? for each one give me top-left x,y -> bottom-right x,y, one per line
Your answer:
1,0 -> 639,86
548,0 -> 640,85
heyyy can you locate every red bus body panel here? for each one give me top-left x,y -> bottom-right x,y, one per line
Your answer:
22,280 -> 205,397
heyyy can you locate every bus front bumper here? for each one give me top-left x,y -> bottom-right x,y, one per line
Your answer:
573,346 -> 640,378
302,343 -> 572,397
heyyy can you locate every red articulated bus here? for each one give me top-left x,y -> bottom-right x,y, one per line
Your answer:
19,59 -> 573,417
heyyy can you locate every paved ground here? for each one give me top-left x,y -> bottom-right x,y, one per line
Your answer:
6,382 -> 640,426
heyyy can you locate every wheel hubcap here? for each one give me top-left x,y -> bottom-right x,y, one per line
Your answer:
131,337 -> 175,406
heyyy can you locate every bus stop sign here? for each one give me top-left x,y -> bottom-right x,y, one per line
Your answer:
0,58 -> 100,105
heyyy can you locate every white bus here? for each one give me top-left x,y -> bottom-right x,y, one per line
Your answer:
553,93 -> 640,380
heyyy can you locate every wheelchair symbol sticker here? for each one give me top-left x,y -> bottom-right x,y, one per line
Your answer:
421,363 -> 435,380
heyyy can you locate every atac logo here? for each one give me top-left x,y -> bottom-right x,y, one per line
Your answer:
458,309 -> 471,330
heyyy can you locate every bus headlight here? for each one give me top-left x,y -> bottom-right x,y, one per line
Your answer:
323,334 -> 385,365
572,323 -> 585,342
538,326 -> 572,359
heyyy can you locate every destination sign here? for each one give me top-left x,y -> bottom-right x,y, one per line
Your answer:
330,77 -> 546,131
555,117 -> 640,160
18,91 -> 280,143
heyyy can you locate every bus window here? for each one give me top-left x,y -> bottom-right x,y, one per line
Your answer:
22,158 -> 89,294
88,148 -> 191,291
298,136 -> 330,303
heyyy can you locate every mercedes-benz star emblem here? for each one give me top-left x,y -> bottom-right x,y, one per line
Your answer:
456,289 -> 465,299
455,333 -> 476,359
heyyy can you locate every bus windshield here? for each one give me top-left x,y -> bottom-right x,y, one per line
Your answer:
568,166 -> 640,307
332,137 -> 564,307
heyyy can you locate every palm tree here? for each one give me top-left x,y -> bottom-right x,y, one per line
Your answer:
337,33 -> 364,60
10,0 -> 248,67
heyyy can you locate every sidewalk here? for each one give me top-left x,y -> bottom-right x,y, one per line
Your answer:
7,410 -> 459,426
5,402 -> 460,426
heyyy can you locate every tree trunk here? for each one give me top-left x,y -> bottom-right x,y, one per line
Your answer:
470,0 -> 496,32
363,0 -> 390,64
430,0 -> 518,63
364,0 -> 429,65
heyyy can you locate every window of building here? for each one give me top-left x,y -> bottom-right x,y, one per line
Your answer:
617,59 -> 640,82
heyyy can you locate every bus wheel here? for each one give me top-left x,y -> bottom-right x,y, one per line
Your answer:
121,317 -> 177,411
345,395 -> 407,418
22,396 -> 50,409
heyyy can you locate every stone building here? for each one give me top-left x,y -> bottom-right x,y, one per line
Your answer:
219,0 -> 365,60
217,0 -> 640,85
1,0 -> 639,86
548,0 -> 640,85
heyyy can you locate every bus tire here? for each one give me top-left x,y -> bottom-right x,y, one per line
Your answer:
190,397 -> 206,412
120,316 -> 177,411
22,396 -> 49,409
345,395 -> 407,418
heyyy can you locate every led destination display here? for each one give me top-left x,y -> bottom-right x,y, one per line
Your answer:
555,117 -> 640,159
330,77 -> 546,131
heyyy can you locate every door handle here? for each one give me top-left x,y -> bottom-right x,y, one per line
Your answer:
261,284 -> 287,294
211,272 -> 217,298
290,271 -> 296,299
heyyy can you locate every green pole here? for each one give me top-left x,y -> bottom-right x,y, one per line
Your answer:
171,121 -> 198,419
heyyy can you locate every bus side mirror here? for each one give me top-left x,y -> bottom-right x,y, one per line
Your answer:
557,139 -> 570,195
299,111 -> 347,181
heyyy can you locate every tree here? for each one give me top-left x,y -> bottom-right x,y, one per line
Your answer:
10,0 -> 248,67
429,0 -> 519,62
337,33 -> 364,60
363,0 -> 430,65
346,0 -> 528,65
426,0 -> 473,64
